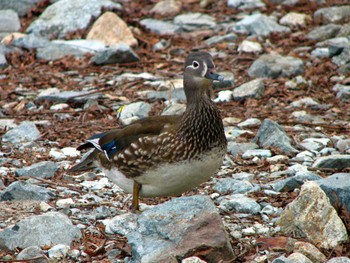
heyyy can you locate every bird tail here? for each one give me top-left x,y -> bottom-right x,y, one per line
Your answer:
69,149 -> 99,173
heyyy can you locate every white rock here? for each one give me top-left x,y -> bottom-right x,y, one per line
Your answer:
39,201 -> 53,212
50,103 -> 70,111
48,244 -> 70,259
49,148 -> 66,160
61,147 -> 80,157
56,198 -> 74,208
242,149 -> 272,159
214,90 -> 233,102
182,256 -> 207,263
238,40 -> 262,53
267,155 -> 289,163
290,97 -> 319,108
242,226 -> 256,235
80,177 -> 111,190
279,12 -> 310,27
237,118 -> 261,128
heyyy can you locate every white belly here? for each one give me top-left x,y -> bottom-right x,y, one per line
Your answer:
102,150 -> 224,197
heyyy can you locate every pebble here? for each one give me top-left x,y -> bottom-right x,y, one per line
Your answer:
237,40 -> 263,53
140,19 -> 180,35
232,78 -> 265,101
16,246 -> 46,263
15,161 -> 58,179
0,10 -> 21,32
56,198 -> 75,208
2,121 -> 40,144
91,45 -> 140,65
218,194 -> 261,214
174,13 -> 217,31
48,244 -> 70,259
279,12 -> 310,27
227,0 -> 265,9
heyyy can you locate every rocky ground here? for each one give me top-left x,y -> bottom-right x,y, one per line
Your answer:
1,0 -> 350,262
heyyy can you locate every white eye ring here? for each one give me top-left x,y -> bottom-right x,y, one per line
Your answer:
192,61 -> 199,68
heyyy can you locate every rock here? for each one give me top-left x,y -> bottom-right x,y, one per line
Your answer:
232,14 -> 290,36
242,149 -> 272,159
150,0 -> 182,16
213,178 -> 254,194
140,18 -> 181,35
253,119 -> 298,155
161,103 -> 186,116
293,241 -> 327,263
16,246 -> 47,263
317,173 -> 350,214
332,46 -> 350,67
238,118 -> 261,128
182,256 -> 207,263
327,258 -> 350,263
87,12 -> 137,47
248,54 -> 304,78
291,110 -> 325,124
204,33 -> 237,46
2,121 -> 40,144
36,42 -> 88,61
272,177 -> 303,192
93,206 -> 111,220
127,196 -> 234,262
91,45 -> 139,65
333,83 -> 350,100
0,10 -> 21,32
0,0 -> 42,17
238,40 -> 263,53
174,13 -> 217,31
314,6 -> 350,24
279,12 -> 310,27
118,101 -> 151,124
11,34 -> 50,49
0,52 -> 7,68
50,103 -> 70,111
48,244 -> 70,259
312,155 -> 350,169
0,212 -> 81,250
26,0 -> 121,39
232,78 -> 265,101
311,47 -> 330,58
227,0 -> 265,9
306,24 -> 342,41
146,88 -> 186,102
217,194 -> 261,214
0,181 -> 55,202
213,71 -> 235,89
214,90 -> 233,102
15,161 -> 58,179
290,97 -> 319,108
103,213 -> 138,236
336,139 -> 350,153
56,198 -> 74,208
288,252 -> 313,263
277,181 -> 348,249
227,142 -> 258,157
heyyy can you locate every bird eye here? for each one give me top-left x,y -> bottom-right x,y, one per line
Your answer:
192,61 -> 199,68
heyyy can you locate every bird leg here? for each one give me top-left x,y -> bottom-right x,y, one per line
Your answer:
131,181 -> 141,212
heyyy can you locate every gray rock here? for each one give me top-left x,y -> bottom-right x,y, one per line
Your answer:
238,118 -> 261,128
300,138 -> 330,152
311,48 -> 330,58
16,246 -> 47,263
140,19 -> 181,35
333,84 -> 350,100
161,103 -> 186,116
248,54 -> 304,78
48,244 -> 70,259
227,0 -> 265,9
253,119 -> 298,155
0,0 -> 43,17
312,155 -> 350,169
291,110 -> 326,124
93,206 -> 111,220
0,181 -> 55,202
174,12 -> 216,31
127,196 -> 234,262
218,194 -> 261,214
314,6 -> 350,24
295,171 -> 322,182
0,212 -> 81,250
36,43 -> 87,61
242,149 -> 272,159
91,45 -> 140,65
146,88 -> 186,102
290,97 -> 319,108
272,256 -> 294,263
272,177 -> 303,192
278,181 -> 348,249
227,142 -> 259,157
327,257 -> 350,263
213,178 -> 254,194
232,14 -> 290,36
233,79 -> 265,101
213,71 -> 235,89
204,33 -> 237,46
318,173 -> 350,213
0,10 -> 20,32
336,139 -> 350,153
2,121 -> 40,144
332,47 -> 350,66
118,102 -> 152,122
232,172 -> 255,181
12,34 -> 51,49
26,0 -> 121,39
15,161 -> 58,179
103,213 -> 138,236
307,24 -> 342,41
0,52 -> 7,68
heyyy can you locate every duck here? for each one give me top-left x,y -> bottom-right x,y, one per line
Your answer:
69,51 -> 227,211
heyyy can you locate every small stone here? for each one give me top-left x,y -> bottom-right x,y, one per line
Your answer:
0,212 -> 81,250
311,47 -> 330,58
279,12 -> 310,27
182,256 -> 207,263
314,6 -> 350,24
288,252 -> 313,263
0,0 -> 42,17
272,177 -> 303,192
238,118 -> 261,128
16,246 -> 46,263
48,244 -> 70,259
336,139 -> 350,153
214,90 -> 233,102
242,149 -> 272,159
204,33 -> 237,46
253,119 -> 298,155
293,241 -> 327,263
307,24 -> 342,41
0,181 -> 55,202
238,40 -> 263,53
56,198 -> 74,208
162,103 -> 186,116
11,34 -> 50,49
49,148 -> 66,160
140,19 -> 181,35
87,12 -> 137,47
312,155 -> 350,169
50,103 -> 69,111
327,257 -> 350,263
232,14 -> 290,36
15,161 -> 58,179
213,178 -> 254,194
218,194 -> 261,214
290,97 -> 319,108
0,10 -> 21,32
233,79 -> 265,101
103,213 -> 138,236
93,206 -> 111,220
2,121 -> 40,144
248,54 -> 304,78
118,101 -> 152,124
174,13 -> 216,31
150,0 -> 182,16
91,45 -> 140,65
227,0 -> 265,9
277,181 -> 348,249
227,142 -> 258,157
39,201 -> 53,212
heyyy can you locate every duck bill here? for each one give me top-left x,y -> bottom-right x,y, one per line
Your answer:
205,70 -> 224,82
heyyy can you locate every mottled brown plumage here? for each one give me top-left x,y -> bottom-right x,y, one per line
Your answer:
70,52 -> 227,211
